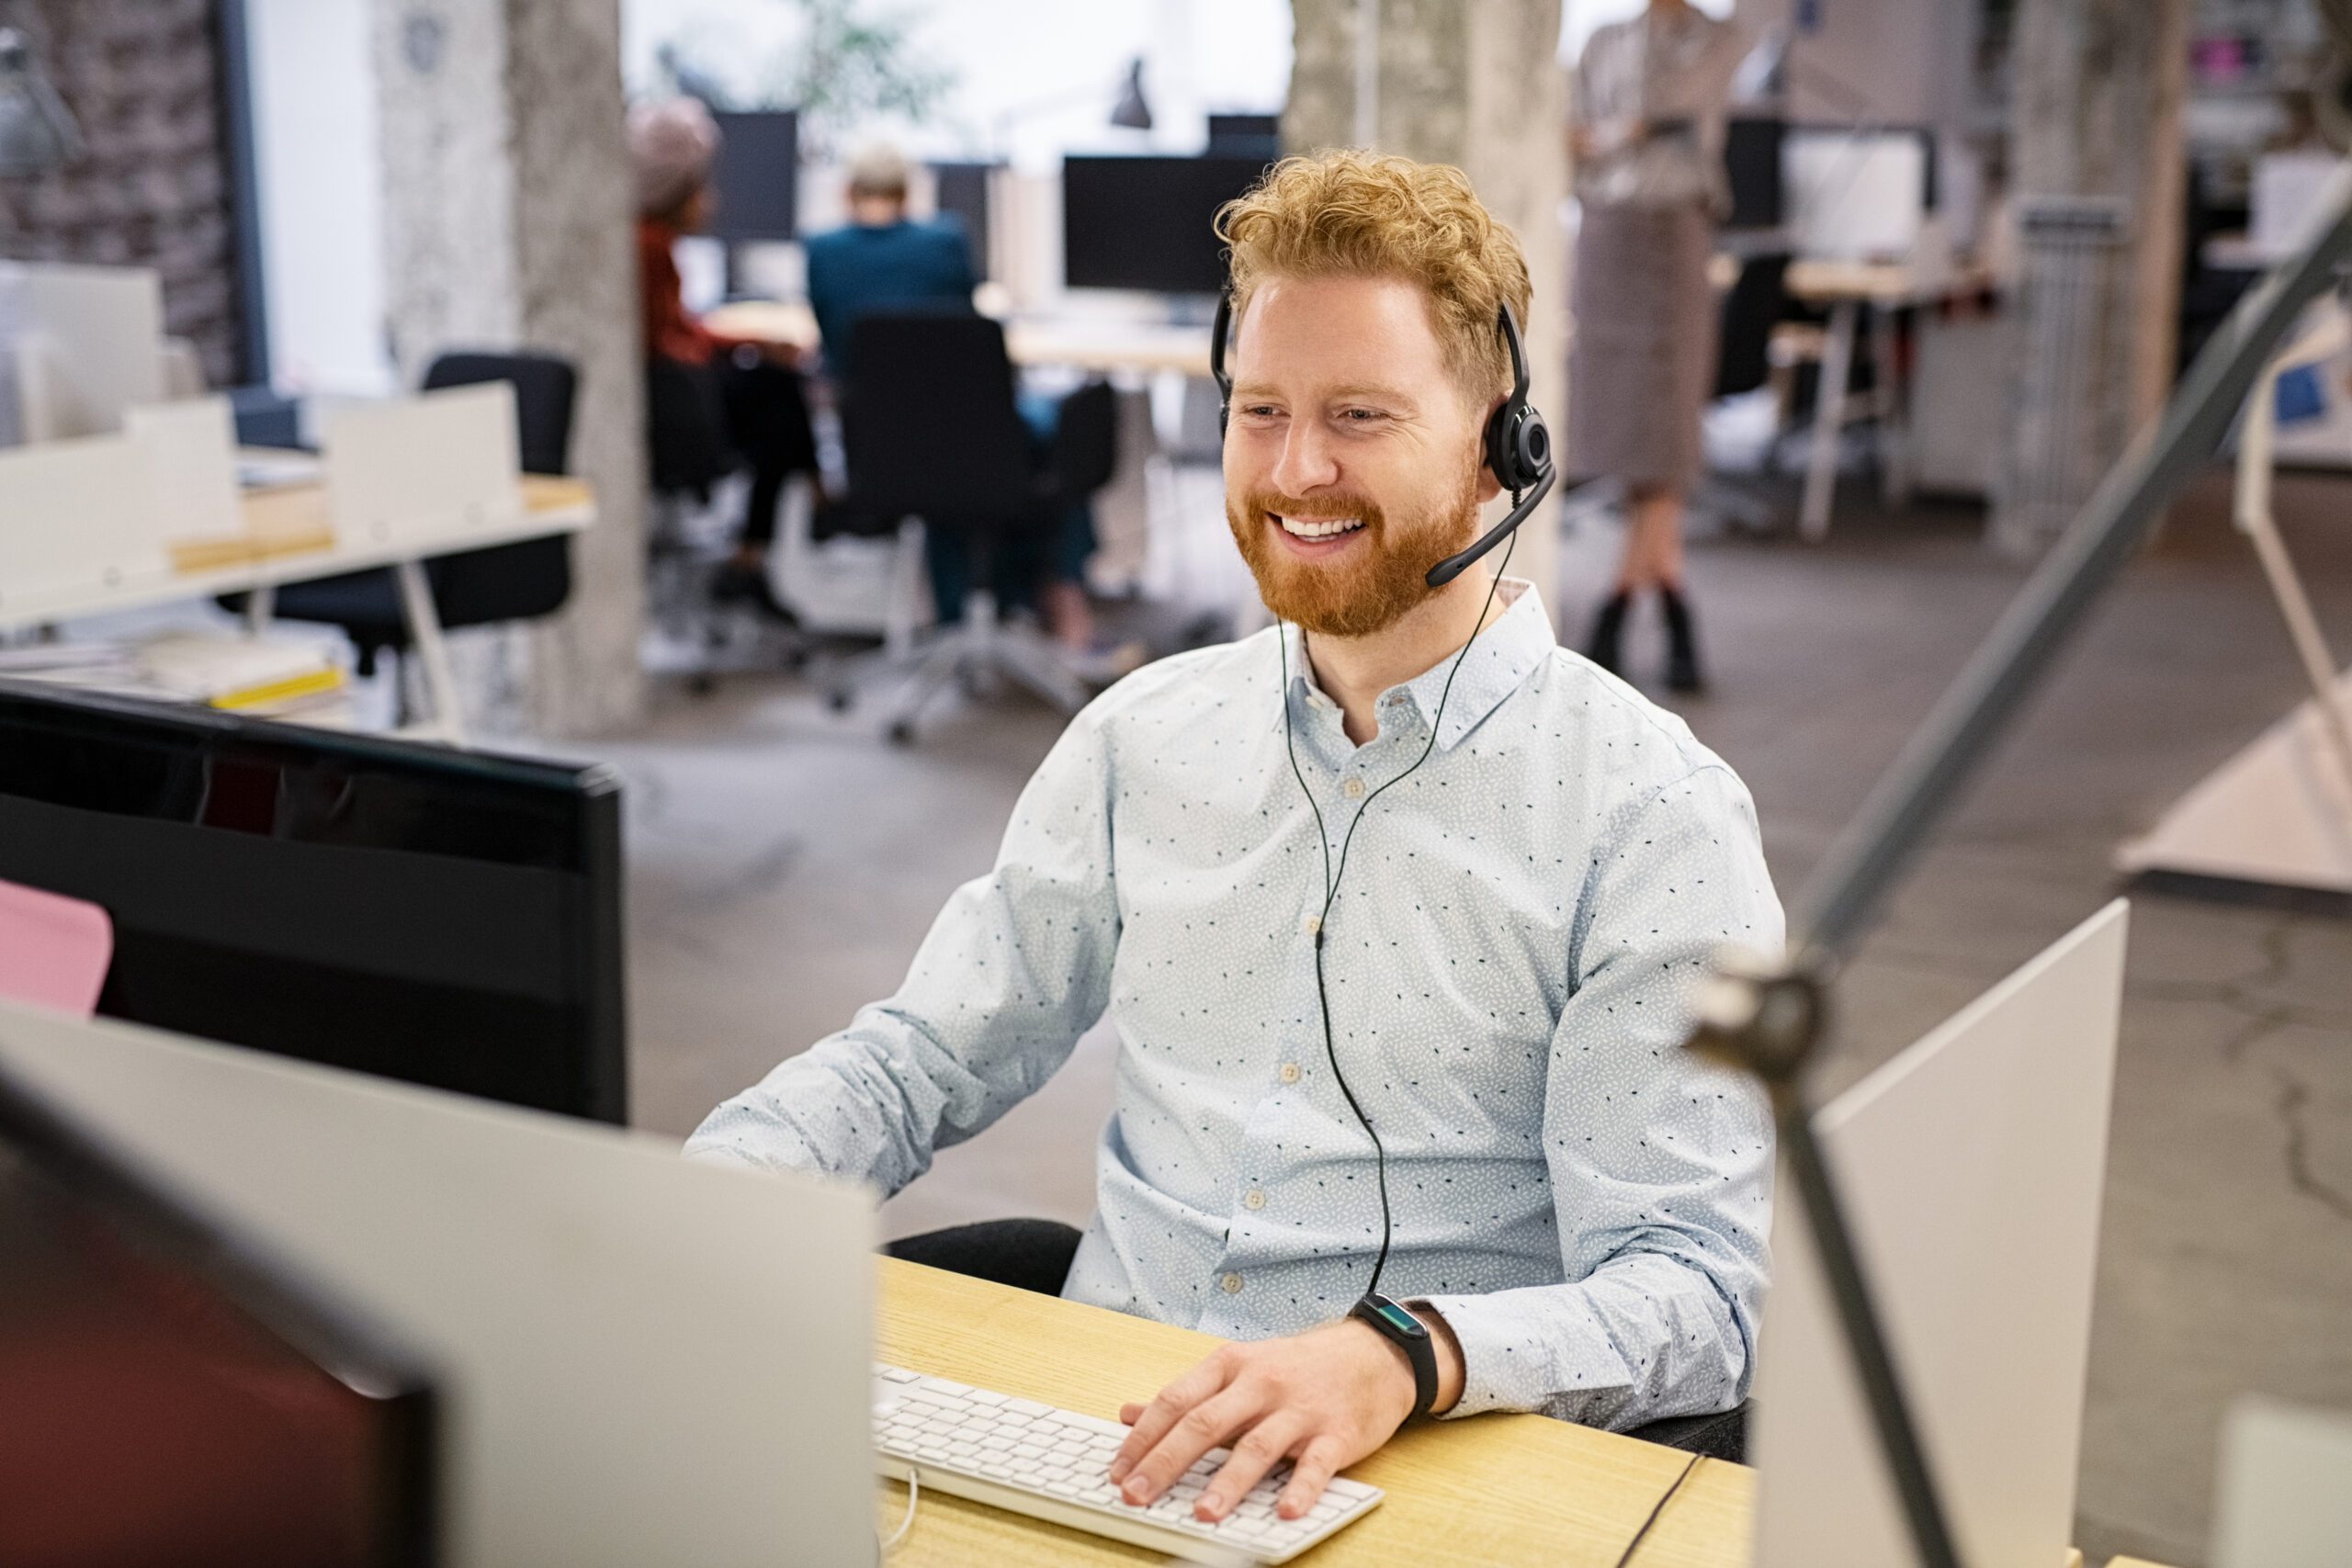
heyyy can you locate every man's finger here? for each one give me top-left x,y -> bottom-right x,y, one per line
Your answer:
1109,1351 -> 1234,1483
1277,1435 -> 1351,1520
1195,1413 -> 1308,1521
1118,1383 -> 1266,1506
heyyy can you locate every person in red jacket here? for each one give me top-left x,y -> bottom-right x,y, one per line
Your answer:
630,97 -> 818,612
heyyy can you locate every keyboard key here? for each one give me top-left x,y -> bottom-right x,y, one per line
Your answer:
1004,1398 -> 1053,1417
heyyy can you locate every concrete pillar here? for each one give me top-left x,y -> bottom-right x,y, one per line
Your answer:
1993,0 -> 2188,556
372,0 -> 647,736
1284,0 -> 1569,637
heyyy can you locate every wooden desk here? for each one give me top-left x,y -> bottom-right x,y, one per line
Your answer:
876,1258 -> 1755,1566
702,298 -> 819,352
1003,319 -> 1215,379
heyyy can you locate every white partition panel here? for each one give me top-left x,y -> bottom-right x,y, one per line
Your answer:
124,396 -> 243,547
0,434 -> 174,616
322,383 -> 525,549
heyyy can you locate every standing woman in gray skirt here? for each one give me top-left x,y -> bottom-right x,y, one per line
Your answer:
1568,0 -> 1745,692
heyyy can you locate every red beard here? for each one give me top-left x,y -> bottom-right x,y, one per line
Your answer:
1226,464 -> 1480,637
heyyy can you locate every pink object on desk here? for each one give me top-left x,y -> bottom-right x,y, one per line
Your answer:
0,879 -> 114,1019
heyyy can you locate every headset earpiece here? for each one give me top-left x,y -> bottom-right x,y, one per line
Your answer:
1481,302 -> 1551,495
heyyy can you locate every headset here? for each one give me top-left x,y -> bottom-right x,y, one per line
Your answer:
1208,291 -> 1558,587
1211,283 -> 1555,1301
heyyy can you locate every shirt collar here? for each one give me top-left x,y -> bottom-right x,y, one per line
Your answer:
1276,579 -> 1553,751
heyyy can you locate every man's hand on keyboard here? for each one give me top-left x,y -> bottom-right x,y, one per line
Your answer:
1107,1313 -> 1462,1524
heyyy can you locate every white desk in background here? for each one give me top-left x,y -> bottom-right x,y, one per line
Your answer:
698,298 -> 1214,380
1750,258 -> 1996,543
0,465 -> 596,746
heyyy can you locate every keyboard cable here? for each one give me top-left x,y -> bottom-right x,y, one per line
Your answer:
1612,1452 -> 1703,1568
876,1469 -> 920,1559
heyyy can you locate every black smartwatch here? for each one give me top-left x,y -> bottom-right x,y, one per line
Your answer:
1349,1292 -> 1438,1420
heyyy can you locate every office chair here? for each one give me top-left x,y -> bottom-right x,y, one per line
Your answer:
241,352 -> 578,715
824,313 -> 1117,743
1694,249 -> 1792,534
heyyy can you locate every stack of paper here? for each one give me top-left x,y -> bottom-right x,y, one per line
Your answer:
0,631 -> 347,717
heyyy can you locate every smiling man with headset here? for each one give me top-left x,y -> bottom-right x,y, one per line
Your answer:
689,150 -> 1781,1528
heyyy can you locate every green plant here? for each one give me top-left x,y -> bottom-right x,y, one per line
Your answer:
660,0 -> 956,158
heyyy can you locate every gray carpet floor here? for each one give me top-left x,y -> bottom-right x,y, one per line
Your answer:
605,463 -> 2352,1568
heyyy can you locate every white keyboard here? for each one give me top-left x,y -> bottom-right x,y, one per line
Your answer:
872,1362 -> 1384,1562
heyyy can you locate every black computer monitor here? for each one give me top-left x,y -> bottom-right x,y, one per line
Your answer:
707,109 -> 799,243
0,1055 -> 436,1566
928,159 -> 997,280
1061,153 -> 1272,294
0,682 -> 628,1122
1205,113 -> 1281,159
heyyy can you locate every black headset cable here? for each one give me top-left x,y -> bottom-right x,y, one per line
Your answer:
1276,524 -> 1517,1298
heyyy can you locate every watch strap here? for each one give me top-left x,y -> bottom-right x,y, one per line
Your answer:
1351,1292 -> 1438,1419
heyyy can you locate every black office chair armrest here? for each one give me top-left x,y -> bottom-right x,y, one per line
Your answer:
1622,1401 -> 1748,1462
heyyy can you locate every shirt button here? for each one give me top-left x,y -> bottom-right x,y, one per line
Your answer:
1221,1272 -> 1245,1294
1279,1063 -> 1302,1084
1300,914 -> 1321,937
1244,1189 -> 1267,1211
1342,776 -> 1365,799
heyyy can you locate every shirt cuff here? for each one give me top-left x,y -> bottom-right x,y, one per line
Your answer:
1413,1289 -> 1611,1424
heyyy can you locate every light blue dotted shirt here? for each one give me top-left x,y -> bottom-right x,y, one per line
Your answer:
688,580 -> 1781,1430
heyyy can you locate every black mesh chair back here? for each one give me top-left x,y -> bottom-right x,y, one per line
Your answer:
841,313 -> 1038,527
644,355 -> 732,499
263,350 -> 580,655
1714,252 -> 1791,400
1041,379 -> 1118,506
418,351 -> 577,626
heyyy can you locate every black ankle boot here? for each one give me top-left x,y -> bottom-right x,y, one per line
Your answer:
1585,592 -> 1631,674
1660,584 -> 1704,694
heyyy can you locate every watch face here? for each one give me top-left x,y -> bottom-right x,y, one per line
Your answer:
1367,1298 -> 1428,1340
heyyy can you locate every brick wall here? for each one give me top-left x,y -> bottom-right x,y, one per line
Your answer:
0,0 -> 246,387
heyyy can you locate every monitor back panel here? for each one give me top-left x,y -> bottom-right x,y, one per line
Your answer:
1061,154 -> 1271,294
0,682 -> 627,1122
0,1000 -> 875,1568
708,110 -> 799,243
1751,899 -> 2129,1568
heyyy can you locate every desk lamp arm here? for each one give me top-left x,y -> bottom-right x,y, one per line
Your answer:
1689,157 -> 2352,1568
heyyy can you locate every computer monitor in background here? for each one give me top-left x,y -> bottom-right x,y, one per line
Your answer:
1783,126 -> 1935,260
0,682 -> 628,1123
0,1056 -> 435,1568
929,159 -> 997,280
1061,153 -> 1273,294
1206,112 -> 1282,160
707,109 -> 799,243
1724,116 -> 1786,232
